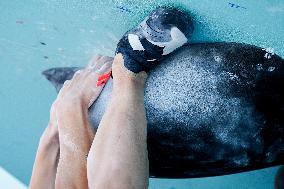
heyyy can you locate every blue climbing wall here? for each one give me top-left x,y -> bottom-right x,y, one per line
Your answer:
0,0 -> 283,188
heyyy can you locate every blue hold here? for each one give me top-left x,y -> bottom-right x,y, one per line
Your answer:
228,2 -> 247,9
116,5 -> 132,13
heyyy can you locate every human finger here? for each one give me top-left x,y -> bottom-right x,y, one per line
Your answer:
72,70 -> 83,80
87,55 -> 113,70
87,54 -> 103,69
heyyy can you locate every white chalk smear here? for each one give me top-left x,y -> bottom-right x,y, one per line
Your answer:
262,47 -> 275,59
147,59 -> 157,62
214,56 -> 222,63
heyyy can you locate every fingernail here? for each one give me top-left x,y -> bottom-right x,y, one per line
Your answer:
95,61 -> 112,74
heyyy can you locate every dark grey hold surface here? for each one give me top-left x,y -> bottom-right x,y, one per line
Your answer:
42,42 -> 284,178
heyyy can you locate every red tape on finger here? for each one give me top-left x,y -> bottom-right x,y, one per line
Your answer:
96,70 -> 112,87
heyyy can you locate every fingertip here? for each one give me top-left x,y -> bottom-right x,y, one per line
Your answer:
95,54 -> 103,60
87,54 -> 103,68
95,61 -> 112,74
100,56 -> 114,62
114,53 -> 124,61
113,53 -> 124,68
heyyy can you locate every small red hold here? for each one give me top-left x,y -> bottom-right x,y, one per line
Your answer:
96,71 -> 112,87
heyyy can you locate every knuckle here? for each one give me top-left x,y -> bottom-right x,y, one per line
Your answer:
63,80 -> 71,86
74,70 -> 82,76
